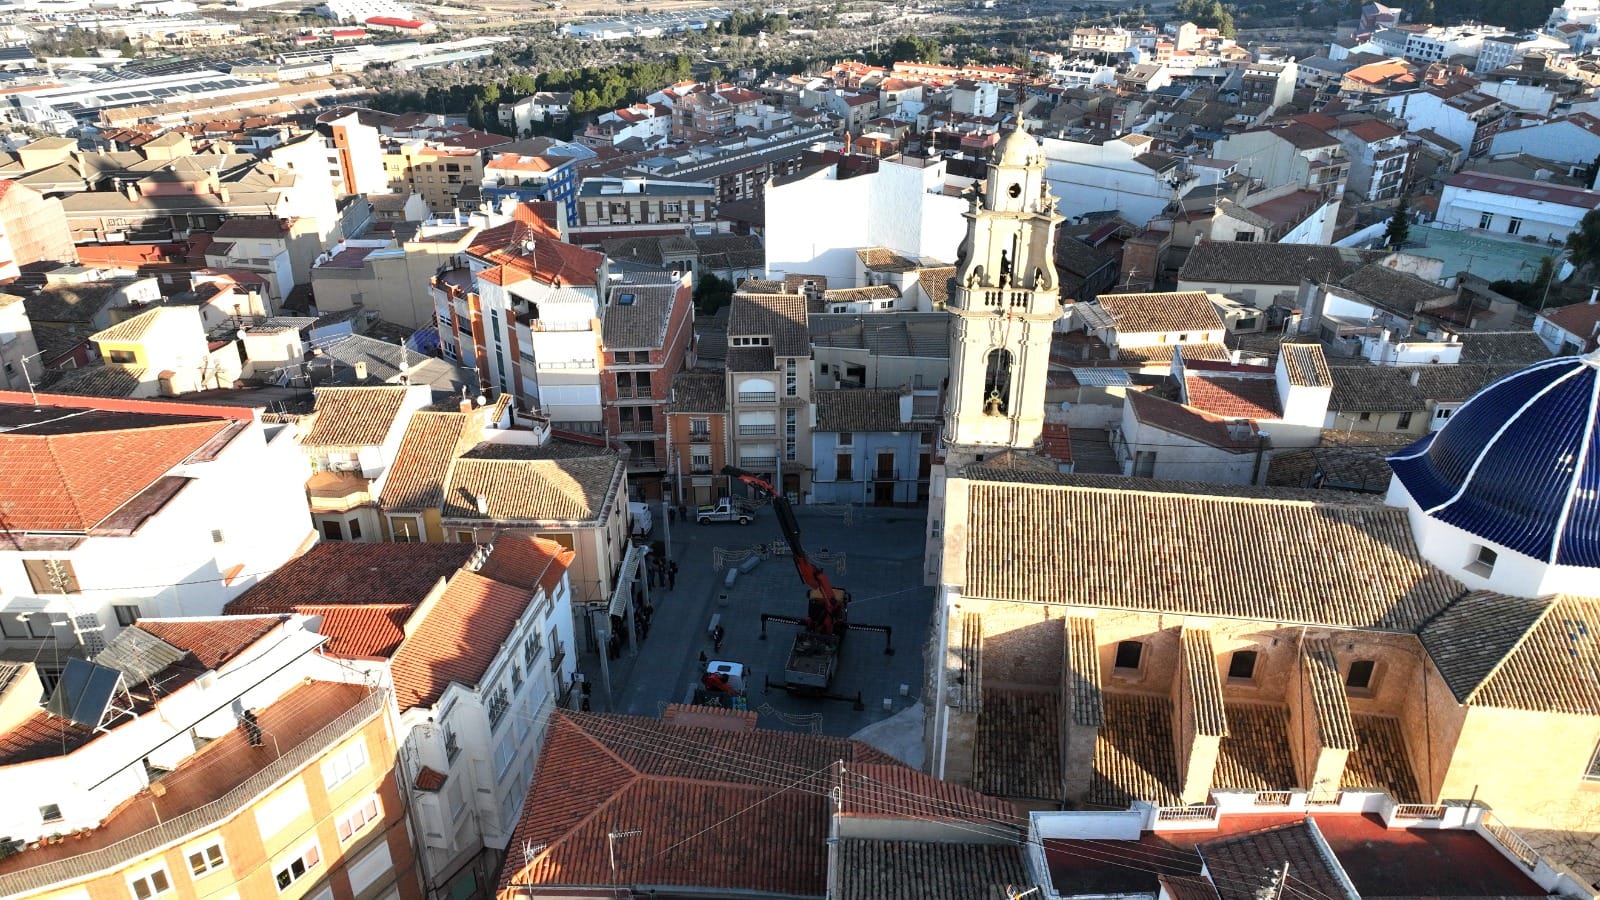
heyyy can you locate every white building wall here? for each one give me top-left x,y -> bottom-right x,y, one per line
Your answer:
1489,119 -> 1600,163
1436,184 -> 1595,241
0,419 -> 314,649
1118,401 -> 1258,484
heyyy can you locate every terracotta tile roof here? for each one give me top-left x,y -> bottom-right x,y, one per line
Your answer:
1280,344 -> 1331,387
1418,591 -> 1554,706
382,411 -> 476,510
1300,638 -> 1358,750
227,542 -> 475,610
1343,714 -> 1420,801
1410,363 -> 1520,403
821,284 -> 900,305
1454,330 -> 1551,366
1127,389 -> 1260,452
1095,290 -> 1225,336
134,616 -> 283,670
840,763 -> 1021,823
1446,171 -> 1600,209
1336,264 -> 1453,314
1540,300 -> 1600,340
499,711 -> 903,896
815,389 -> 928,433
469,212 -> 605,288
390,570 -> 531,710
835,840 -> 1032,900
1213,703 -> 1295,791
1178,243 -> 1380,287
1327,364 -> 1428,412
1200,822 -> 1349,900
415,765 -> 447,791
444,454 -> 622,522
917,265 -> 956,306
1066,616 -> 1103,727
91,306 -> 186,344
602,281 -> 684,350
476,531 -> 574,595
976,688 -> 1062,801
1342,117 -> 1402,141
295,603 -> 414,658
1183,374 -> 1281,420
0,709 -> 99,765
1038,422 -> 1072,467
728,292 -> 810,356
0,403 -> 234,533
669,371 -> 726,413
726,345 -> 775,372
960,479 -> 1460,630
856,247 -> 920,272
1182,628 -> 1228,737
1116,342 -> 1231,365
302,386 -> 414,449
1462,596 -> 1600,714
1091,692 -> 1181,807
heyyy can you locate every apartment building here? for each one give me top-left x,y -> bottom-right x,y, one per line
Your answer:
569,177 -> 718,244
599,273 -> 695,493
0,615 -> 417,900
723,290 -> 813,497
666,371 -> 730,506
383,142 -> 485,213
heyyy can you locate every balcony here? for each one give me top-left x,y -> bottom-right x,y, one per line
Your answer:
738,424 -> 777,435
737,391 -> 777,404
0,685 -> 385,898
739,456 -> 778,470
305,471 -> 372,513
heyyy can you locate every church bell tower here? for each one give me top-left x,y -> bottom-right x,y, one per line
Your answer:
943,124 -> 1063,465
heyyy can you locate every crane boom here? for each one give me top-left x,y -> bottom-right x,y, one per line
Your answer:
721,465 -> 846,634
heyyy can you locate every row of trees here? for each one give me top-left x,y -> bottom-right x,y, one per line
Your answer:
1174,0 -> 1238,37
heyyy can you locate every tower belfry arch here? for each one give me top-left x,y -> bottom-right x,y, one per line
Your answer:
942,124 -> 1064,465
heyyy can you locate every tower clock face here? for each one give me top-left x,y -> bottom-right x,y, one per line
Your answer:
1007,183 -> 1022,198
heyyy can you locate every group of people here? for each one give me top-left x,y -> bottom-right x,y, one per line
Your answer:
646,554 -> 678,591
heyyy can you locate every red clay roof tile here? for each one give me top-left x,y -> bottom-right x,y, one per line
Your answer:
389,570 -> 531,710
134,616 -> 284,669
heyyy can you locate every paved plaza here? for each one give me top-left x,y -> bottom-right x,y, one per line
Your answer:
575,501 -> 935,747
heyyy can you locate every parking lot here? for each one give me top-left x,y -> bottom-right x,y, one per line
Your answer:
577,502 -> 935,744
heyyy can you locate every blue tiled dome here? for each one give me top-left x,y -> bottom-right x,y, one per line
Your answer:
1390,352 -> 1600,568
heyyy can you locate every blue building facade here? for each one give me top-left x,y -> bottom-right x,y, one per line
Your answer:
480,157 -> 580,225
809,389 -> 936,506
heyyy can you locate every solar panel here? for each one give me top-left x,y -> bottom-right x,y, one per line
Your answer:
45,657 -> 124,730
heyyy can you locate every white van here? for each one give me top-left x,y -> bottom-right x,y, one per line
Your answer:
628,501 -> 653,536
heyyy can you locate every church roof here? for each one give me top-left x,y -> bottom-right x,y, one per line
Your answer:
1389,351 -> 1600,567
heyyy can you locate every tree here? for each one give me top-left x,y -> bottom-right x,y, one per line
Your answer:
1567,208 -> 1600,269
694,273 -> 734,314
1383,194 -> 1411,249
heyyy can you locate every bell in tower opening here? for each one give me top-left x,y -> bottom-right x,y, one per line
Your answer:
983,349 -> 1011,416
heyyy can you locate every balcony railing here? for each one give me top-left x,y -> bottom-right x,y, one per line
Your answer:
738,424 -> 777,435
0,690 -> 387,898
739,456 -> 778,470
737,391 -> 776,404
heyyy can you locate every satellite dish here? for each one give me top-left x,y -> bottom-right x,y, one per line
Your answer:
476,395 -> 487,406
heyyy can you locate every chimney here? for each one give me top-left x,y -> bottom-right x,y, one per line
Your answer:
354,360 -> 367,380
123,181 -> 139,202
1589,287 -> 1598,305
459,398 -> 474,414
1409,368 -> 1422,386
475,493 -> 489,515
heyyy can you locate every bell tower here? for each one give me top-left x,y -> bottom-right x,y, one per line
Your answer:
943,124 -> 1062,465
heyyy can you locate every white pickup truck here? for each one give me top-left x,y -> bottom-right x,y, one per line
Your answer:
696,498 -> 753,525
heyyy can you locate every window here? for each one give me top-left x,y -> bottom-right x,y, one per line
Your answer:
1434,406 -> 1454,421
1507,217 -> 1523,235
187,841 -> 227,877
457,530 -> 475,543
445,724 -> 461,763
114,605 -> 141,627
1234,231 -> 1256,242
1358,412 -> 1371,422
488,686 -> 510,730
336,794 -> 382,844
322,520 -> 344,541
523,631 -> 543,666
24,559 -> 80,594
690,417 -> 710,436
390,516 -> 422,542
784,358 -> 797,397
274,842 -> 322,892
1346,659 -> 1376,693
838,432 -> 853,447
129,865 -> 173,900
1587,740 -> 1600,781
1467,544 -> 1498,577
1114,641 -> 1143,672
211,529 -> 226,544
1478,212 -> 1493,229
511,663 -> 523,692
40,803 -> 62,823
347,519 -> 362,540
836,453 -> 853,480
1227,650 -> 1258,681
107,349 -> 138,364
692,451 -> 711,471
321,738 -> 369,791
